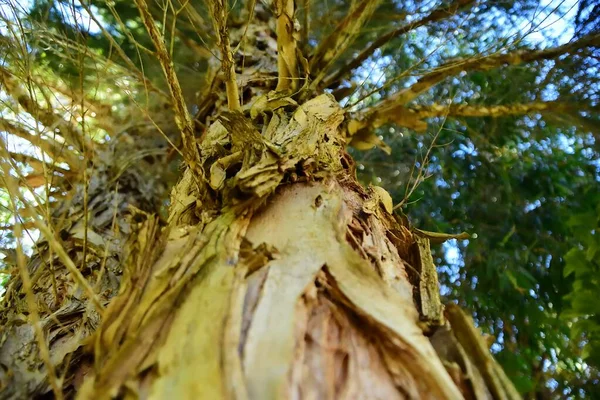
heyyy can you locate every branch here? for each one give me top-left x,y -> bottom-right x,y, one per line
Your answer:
408,101 -> 588,119
0,136 -> 105,315
207,0 -> 242,111
368,32 -> 600,123
300,0 -> 309,53
145,0 -> 213,59
309,0 -> 383,89
8,152 -> 72,177
0,67 -> 93,153
0,118 -> 79,168
31,76 -> 120,135
133,0 -> 201,169
0,221 -> 36,231
352,101 -> 596,133
0,146 -> 63,400
275,0 -> 299,91
324,0 -> 476,88
78,1 -> 169,99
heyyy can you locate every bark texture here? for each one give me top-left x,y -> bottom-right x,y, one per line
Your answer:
75,95 -> 518,399
0,124 -> 178,399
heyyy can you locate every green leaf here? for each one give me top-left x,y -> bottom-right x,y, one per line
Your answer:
567,212 -> 596,230
571,291 -> 600,315
505,270 -> 524,293
586,242 -> 598,262
563,248 -> 588,278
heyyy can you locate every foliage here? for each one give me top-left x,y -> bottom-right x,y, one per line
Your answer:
562,192 -> 600,369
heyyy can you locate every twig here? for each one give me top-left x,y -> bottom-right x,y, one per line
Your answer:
309,0 -> 383,90
395,113 -> 448,210
207,0 -> 242,111
0,137 -> 105,314
375,32 -> 600,111
133,0 -> 202,169
0,163 -> 64,400
324,0 -> 476,88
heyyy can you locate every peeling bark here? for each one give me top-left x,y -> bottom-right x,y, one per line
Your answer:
75,95 -> 517,400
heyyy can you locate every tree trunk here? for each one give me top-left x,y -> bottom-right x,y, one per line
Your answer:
74,95 -> 518,399
0,101 -> 519,400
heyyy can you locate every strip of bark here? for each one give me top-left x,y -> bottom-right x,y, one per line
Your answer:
324,0 -> 476,88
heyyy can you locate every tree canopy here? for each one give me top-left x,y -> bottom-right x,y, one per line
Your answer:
0,0 -> 599,397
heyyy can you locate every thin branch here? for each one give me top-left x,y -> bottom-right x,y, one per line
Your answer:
324,0 -> 476,88
0,221 -> 36,231
275,0 -> 299,91
34,78 -> 112,122
8,151 -> 52,170
178,0 -> 217,58
178,0 -> 206,27
395,111 -> 447,210
207,0 -> 242,110
78,1 -> 169,99
354,101 -> 597,133
3,26 -> 159,112
0,118 -> 79,168
408,101 -> 594,119
0,137 -> 104,313
366,33 -> 600,126
0,165 -> 64,400
0,67 -> 92,152
308,0 -> 383,89
345,34 -> 451,110
145,0 -> 212,59
133,0 -> 201,168
301,0 -> 309,53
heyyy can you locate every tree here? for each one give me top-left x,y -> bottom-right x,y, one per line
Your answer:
0,0 -> 598,398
